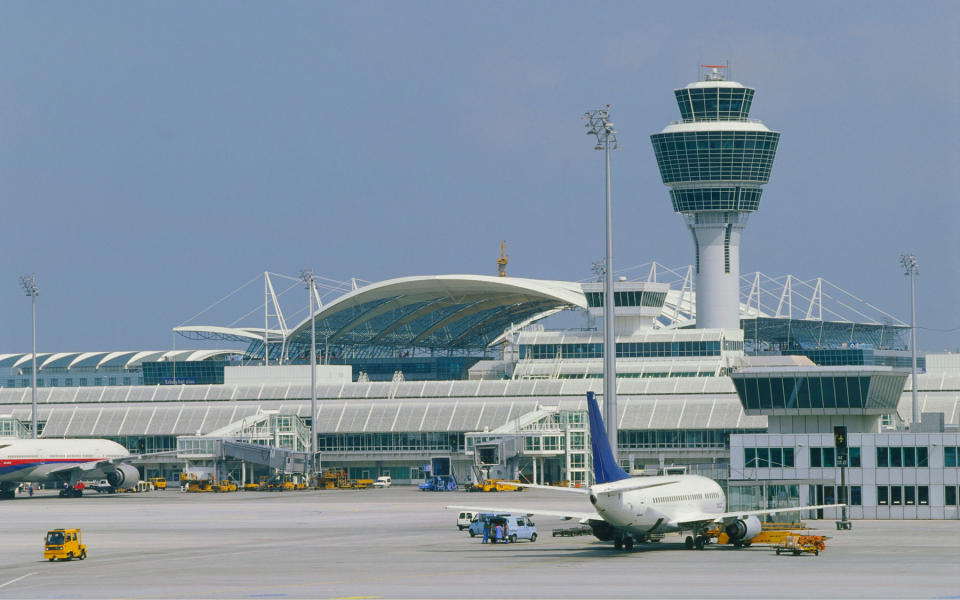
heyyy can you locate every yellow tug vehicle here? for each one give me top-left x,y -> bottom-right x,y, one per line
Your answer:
44,529 -> 87,561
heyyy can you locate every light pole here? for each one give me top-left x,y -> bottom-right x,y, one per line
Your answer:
19,274 -> 39,439
299,270 -> 319,478
584,106 -> 619,461
900,254 -> 919,427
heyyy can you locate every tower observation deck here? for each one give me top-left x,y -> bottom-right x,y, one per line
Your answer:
650,67 -> 780,330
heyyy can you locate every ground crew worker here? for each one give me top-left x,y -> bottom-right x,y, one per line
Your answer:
494,523 -> 503,544
482,521 -> 490,544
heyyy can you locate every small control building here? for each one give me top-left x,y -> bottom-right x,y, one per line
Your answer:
729,363 -> 959,519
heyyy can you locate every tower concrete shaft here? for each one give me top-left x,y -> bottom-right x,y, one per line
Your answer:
651,68 -> 779,329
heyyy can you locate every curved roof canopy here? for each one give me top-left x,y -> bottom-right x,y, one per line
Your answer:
172,325 -> 285,344
0,350 -> 243,374
285,275 -> 586,352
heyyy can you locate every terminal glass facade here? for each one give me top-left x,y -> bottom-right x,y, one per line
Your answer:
519,341 -> 724,360
142,361 -> 228,385
783,349 -> 923,369
732,374 -> 908,411
317,432 -> 464,454
620,429 -> 760,450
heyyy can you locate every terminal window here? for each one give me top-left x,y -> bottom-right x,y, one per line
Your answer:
876,485 -> 929,506
847,447 -> 861,467
946,486 -> 958,506
745,447 -> 794,468
809,447 -> 836,468
876,446 -> 928,468
849,485 -> 862,506
945,447 -> 959,467
826,485 -> 862,506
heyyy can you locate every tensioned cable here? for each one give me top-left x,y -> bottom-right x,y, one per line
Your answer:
178,273 -> 262,326
227,279 -> 303,328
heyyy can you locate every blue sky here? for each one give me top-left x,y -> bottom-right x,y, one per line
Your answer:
1,1 -> 957,353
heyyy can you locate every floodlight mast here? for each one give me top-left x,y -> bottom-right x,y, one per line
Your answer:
900,254 -> 919,427
19,274 -> 39,439
300,269 -> 319,477
584,106 -> 620,462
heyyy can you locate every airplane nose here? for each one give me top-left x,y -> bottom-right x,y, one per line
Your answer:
589,494 -> 597,505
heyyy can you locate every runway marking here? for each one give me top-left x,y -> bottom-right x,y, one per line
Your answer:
331,597 -> 380,599
0,572 -> 37,589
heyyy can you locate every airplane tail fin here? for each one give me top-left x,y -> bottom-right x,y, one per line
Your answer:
587,391 -> 630,484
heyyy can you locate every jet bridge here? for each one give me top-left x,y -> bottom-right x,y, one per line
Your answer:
176,410 -> 315,483
177,436 -> 313,482
464,405 -> 590,486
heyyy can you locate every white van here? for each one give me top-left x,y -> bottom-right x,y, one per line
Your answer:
373,476 -> 392,488
457,511 -> 476,530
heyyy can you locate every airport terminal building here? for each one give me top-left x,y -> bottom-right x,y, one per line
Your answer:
1,70 -> 957,518
0,272 -> 956,520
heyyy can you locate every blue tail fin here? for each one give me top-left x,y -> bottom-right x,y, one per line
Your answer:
587,391 -> 630,484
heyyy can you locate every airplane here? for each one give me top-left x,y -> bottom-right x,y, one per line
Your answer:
0,438 -> 145,499
449,391 -> 844,551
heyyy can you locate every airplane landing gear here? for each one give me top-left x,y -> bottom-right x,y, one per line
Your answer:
685,536 -> 694,550
614,534 -> 636,551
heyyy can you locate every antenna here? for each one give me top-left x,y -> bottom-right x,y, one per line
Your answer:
700,62 -> 730,81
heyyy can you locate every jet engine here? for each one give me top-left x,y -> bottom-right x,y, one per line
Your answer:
105,463 -> 140,488
588,520 -> 616,541
724,515 -> 762,544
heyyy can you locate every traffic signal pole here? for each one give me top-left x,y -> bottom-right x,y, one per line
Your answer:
834,425 -> 851,530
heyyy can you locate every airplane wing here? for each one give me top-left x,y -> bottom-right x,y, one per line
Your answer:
488,482 -> 591,494
713,503 -> 847,521
677,503 -> 847,528
25,458 -> 124,480
446,504 -> 602,522
24,462 -> 96,479
505,479 -> 680,495
596,479 -> 680,494
75,450 -> 179,473
22,450 -> 180,480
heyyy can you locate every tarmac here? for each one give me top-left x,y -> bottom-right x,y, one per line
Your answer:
0,487 -> 957,599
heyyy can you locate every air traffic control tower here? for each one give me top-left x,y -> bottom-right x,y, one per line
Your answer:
651,67 -> 780,330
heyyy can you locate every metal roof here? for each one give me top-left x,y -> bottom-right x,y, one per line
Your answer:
284,275 -> 586,353
0,350 -> 242,375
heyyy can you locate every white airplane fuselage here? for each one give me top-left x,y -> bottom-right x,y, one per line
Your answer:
591,474 -> 726,535
0,438 -> 130,484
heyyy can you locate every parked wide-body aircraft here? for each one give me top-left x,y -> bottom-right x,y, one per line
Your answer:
450,392 -> 843,550
0,438 -> 140,498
